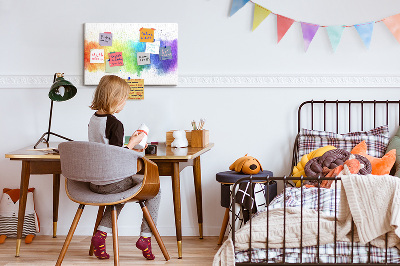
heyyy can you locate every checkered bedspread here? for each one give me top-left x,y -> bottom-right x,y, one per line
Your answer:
235,186 -> 400,264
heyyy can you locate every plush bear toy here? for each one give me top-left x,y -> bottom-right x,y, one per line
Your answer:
230,154 -> 263,175
0,188 -> 39,244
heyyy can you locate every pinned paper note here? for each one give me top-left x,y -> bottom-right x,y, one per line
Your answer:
109,52 -> 124,67
105,59 -> 121,73
140,28 -> 155,42
145,41 -> 160,54
99,32 -> 112,46
159,46 -> 172,60
137,52 -> 151,65
126,78 -> 144,100
90,49 -> 104,63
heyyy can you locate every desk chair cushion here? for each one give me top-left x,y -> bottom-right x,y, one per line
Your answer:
59,141 -> 142,184
66,175 -> 144,205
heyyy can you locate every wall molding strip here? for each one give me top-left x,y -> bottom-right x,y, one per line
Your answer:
0,75 -> 399,88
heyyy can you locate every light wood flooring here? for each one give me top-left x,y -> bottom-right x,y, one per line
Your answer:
0,236 -> 223,265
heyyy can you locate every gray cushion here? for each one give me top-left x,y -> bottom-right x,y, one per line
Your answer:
66,175 -> 144,204
386,126 -> 400,177
59,141 -> 142,183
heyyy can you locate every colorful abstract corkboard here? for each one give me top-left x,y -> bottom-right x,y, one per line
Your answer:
84,23 -> 178,85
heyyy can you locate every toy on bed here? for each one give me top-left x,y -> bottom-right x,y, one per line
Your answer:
0,188 -> 39,244
229,154 -> 263,175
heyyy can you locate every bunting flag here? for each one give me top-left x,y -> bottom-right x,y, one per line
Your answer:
354,22 -> 374,49
230,0 -> 250,17
301,22 -> 319,52
326,26 -> 345,52
229,0 -> 400,52
277,15 -> 295,43
383,14 -> 400,44
253,4 -> 271,31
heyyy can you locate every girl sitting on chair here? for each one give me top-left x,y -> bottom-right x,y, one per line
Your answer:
88,75 -> 161,260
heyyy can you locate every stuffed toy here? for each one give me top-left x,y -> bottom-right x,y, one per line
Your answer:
0,188 -> 39,244
351,140 -> 396,175
230,154 -> 263,175
292,145 -> 336,187
321,154 -> 364,188
171,130 -> 188,148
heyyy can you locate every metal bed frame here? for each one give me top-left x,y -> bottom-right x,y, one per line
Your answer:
232,100 -> 400,265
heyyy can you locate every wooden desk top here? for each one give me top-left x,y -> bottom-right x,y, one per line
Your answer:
5,142 -> 214,161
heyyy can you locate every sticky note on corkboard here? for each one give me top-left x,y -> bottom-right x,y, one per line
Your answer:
126,79 -> 144,100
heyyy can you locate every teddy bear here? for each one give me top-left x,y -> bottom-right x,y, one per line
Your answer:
171,130 -> 188,148
0,188 -> 39,244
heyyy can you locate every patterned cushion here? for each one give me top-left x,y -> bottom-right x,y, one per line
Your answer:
296,125 -> 390,164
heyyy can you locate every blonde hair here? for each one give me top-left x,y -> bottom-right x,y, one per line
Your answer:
90,75 -> 130,114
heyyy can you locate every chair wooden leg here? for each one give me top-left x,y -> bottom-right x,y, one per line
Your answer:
89,206 -> 105,256
56,204 -> 85,266
111,205 -> 119,266
218,208 -> 230,245
139,201 -> 170,261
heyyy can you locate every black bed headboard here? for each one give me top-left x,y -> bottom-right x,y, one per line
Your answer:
292,100 -> 400,169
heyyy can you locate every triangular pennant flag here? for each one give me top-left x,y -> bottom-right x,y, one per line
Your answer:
383,14 -> 400,44
301,22 -> 319,52
230,0 -> 250,17
252,4 -> 271,31
326,25 -> 345,52
277,15 -> 295,43
354,22 -> 374,49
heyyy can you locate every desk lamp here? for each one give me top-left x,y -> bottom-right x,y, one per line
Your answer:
33,73 -> 77,149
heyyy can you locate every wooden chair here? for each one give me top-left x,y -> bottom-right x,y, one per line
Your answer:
56,141 -> 170,266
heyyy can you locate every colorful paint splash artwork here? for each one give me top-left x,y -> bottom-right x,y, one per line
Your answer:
84,23 -> 178,85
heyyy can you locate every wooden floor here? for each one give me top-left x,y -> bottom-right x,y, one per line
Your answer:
0,236 -> 223,265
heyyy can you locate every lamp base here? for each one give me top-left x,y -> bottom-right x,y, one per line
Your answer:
33,132 -> 73,149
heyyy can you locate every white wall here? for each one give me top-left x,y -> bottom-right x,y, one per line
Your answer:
0,0 -> 400,236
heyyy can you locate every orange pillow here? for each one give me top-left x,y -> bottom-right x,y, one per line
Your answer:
351,140 -> 396,175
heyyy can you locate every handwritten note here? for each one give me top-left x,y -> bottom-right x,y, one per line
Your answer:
90,49 -> 104,63
137,52 -> 151,65
99,32 -> 112,46
159,46 -> 172,60
140,28 -> 155,42
109,52 -> 124,67
145,41 -> 160,54
126,78 -> 144,100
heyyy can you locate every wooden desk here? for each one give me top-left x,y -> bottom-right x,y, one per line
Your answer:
5,142 -> 213,259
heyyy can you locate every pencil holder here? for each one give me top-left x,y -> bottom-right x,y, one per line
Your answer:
191,130 -> 209,148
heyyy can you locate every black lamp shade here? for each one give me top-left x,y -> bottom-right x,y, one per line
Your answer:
48,76 -> 77,102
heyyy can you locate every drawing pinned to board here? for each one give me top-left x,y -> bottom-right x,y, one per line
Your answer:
109,52 -> 124,67
90,49 -> 104,63
84,23 -> 178,85
160,46 -> 172,60
145,41 -> 160,54
140,28 -> 155,42
137,52 -> 151,65
99,32 -> 112,46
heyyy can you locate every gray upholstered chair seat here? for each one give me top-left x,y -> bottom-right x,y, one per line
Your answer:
66,175 -> 144,205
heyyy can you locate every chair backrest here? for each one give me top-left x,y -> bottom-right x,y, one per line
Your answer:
59,141 -> 142,183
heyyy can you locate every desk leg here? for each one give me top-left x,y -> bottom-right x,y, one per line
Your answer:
53,174 -> 60,238
16,161 -> 31,257
171,162 -> 182,259
193,157 -> 203,239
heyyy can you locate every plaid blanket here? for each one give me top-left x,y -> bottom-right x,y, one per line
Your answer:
235,186 -> 400,263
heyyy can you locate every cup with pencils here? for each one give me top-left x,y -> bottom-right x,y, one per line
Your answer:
191,119 -> 209,147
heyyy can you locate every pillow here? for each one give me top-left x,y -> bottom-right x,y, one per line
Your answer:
386,127 -> 400,177
351,140 -> 396,175
296,125 -> 390,163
